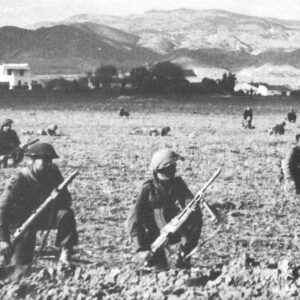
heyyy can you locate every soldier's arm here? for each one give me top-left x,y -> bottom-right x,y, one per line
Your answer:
176,177 -> 194,207
9,130 -> 21,148
126,184 -> 150,252
0,174 -> 22,243
53,166 -> 72,208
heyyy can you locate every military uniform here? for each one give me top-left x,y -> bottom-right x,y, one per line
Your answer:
47,125 -> 58,136
127,149 -> 202,268
287,110 -> 297,123
0,144 -> 78,265
243,108 -> 253,121
0,119 -> 22,167
282,145 -> 300,194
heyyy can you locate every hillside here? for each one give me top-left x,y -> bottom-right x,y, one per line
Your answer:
59,9 -> 300,55
0,24 -> 160,74
3,9 -> 300,87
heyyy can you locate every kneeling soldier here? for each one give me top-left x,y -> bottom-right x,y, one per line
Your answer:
127,149 -> 202,269
0,143 -> 78,267
0,119 -> 22,167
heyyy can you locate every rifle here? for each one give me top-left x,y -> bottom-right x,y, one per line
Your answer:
1,170 -> 79,266
0,139 -> 39,164
146,168 -> 222,263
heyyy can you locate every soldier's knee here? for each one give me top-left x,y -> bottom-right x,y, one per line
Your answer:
56,209 -> 76,225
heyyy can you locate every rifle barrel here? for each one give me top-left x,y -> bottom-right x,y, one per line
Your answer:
11,170 -> 79,246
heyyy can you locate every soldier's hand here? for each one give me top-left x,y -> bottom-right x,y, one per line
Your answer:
0,241 -> 12,258
284,180 -> 296,194
137,250 -> 151,262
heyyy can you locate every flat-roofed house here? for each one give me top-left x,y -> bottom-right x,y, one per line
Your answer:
0,63 -> 31,89
257,83 -> 291,96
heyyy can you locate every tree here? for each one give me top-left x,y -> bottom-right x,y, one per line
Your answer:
219,72 -> 237,94
149,61 -> 186,93
129,66 -> 151,91
201,78 -> 219,94
91,65 -> 117,90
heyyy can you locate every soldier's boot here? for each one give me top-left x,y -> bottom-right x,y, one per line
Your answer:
176,246 -> 191,269
176,252 -> 191,269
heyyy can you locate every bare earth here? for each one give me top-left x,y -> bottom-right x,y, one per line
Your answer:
1,94 -> 300,299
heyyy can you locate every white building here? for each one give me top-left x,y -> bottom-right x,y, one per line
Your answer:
0,63 -> 31,90
256,83 -> 291,96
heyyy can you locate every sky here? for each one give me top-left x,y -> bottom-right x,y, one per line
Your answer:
1,0 -> 300,28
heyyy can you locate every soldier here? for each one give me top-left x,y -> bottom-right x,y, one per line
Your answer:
282,134 -> 300,194
242,107 -> 253,129
0,119 -> 22,167
119,108 -> 130,117
269,121 -> 286,135
126,149 -> 202,269
0,143 -> 78,268
161,126 -> 171,137
47,124 -> 58,136
287,109 -> 297,123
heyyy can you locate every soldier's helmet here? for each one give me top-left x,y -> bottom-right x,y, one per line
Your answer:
1,118 -> 13,128
150,149 -> 184,172
25,143 -> 59,159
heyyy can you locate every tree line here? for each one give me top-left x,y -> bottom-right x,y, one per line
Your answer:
88,61 -> 237,95
1,61 -> 237,95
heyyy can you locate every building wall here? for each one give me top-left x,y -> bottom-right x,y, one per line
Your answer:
0,66 -> 31,89
257,85 -> 270,96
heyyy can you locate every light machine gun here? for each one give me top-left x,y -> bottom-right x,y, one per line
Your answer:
0,170 -> 79,267
147,168 -> 222,263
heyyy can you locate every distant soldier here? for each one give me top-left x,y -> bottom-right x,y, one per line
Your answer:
282,134 -> 300,194
0,119 -> 22,167
287,109 -> 297,123
119,108 -> 130,117
126,149 -> 202,269
242,107 -> 253,129
47,124 -> 59,136
161,126 -> 171,136
149,129 -> 160,136
0,143 -> 78,268
269,121 -> 286,135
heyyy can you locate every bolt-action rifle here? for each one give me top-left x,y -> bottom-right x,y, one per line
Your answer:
0,138 -> 39,164
146,168 -> 222,263
0,170 -> 79,266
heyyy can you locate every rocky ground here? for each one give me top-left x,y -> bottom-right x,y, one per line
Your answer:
1,96 -> 300,299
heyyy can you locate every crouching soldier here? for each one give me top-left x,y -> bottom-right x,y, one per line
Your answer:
0,119 -> 22,167
0,143 -> 78,268
242,107 -> 253,129
282,134 -> 300,194
287,109 -> 297,123
126,149 -> 202,269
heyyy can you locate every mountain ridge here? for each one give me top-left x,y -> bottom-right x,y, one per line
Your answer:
0,9 -> 299,87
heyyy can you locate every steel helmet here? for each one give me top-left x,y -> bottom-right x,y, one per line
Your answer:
150,149 -> 184,172
25,142 -> 59,159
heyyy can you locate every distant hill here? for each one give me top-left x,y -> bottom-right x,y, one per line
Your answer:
56,9 -> 300,55
4,9 -> 300,87
0,24 -> 160,74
